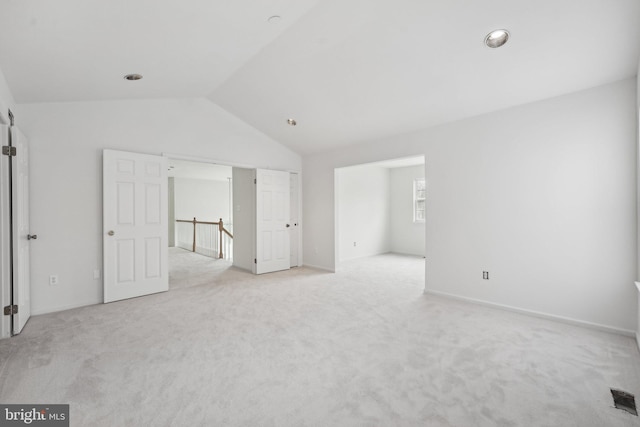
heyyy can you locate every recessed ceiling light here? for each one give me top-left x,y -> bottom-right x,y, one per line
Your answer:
268,15 -> 281,23
287,118 -> 297,126
485,29 -> 510,48
124,73 -> 143,81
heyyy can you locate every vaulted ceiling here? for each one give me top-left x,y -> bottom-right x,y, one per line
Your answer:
1,0 -> 639,155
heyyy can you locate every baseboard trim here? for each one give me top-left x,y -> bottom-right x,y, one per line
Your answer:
423,289 -> 635,338
302,263 -> 335,273
31,298 -> 101,317
388,250 -> 425,257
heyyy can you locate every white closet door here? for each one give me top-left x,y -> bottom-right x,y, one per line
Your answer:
0,125 -> 10,338
103,150 -> 168,303
10,126 -> 31,335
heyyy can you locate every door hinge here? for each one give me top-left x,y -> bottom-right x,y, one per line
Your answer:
3,305 -> 18,316
254,258 -> 257,264
2,146 -> 16,156
254,178 -> 257,184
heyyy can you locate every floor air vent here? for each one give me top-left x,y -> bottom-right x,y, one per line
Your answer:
611,389 -> 637,416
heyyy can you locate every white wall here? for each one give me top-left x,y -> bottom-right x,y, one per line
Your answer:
232,167 -> 255,272
174,178 -> 230,224
303,78 -> 637,333
390,165 -> 425,256
336,165 -> 390,262
16,98 -> 301,315
0,67 -> 16,124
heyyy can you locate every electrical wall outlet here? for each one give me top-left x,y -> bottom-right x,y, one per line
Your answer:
353,242 -> 357,247
482,271 -> 489,280
49,275 -> 59,286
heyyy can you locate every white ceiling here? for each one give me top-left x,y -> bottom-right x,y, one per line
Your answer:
0,0 -> 319,102
1,0 -> 639,155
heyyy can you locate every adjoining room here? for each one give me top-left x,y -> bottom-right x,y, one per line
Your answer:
335,156 -> 425,266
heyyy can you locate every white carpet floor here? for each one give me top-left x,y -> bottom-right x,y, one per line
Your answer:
1,250 -> 640,426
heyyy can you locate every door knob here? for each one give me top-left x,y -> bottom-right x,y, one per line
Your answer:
107,230 -> 115,236
27,234 -> 37,240
286,224 -> 290,228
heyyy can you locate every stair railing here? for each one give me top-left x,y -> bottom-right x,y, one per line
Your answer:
175,217 -> 233,259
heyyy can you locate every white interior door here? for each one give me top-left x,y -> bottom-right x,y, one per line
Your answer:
103,150 -> 168,303
290,172 -> 299,267
256,169 -> 290,274
0,125 -> 11,338
10,127 -> 31,335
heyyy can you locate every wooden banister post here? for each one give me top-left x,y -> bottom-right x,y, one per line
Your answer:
192,217 -> 196,252
219,218 -> 224,259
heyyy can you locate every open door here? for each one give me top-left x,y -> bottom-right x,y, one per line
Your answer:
0,125 -> 32,337
103,150 -> 168,303
0,125 -> 11,338
256,169 -> 290,274
11,127 -> 31,334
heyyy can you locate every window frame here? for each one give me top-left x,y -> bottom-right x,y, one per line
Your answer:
413,178 -> 425,223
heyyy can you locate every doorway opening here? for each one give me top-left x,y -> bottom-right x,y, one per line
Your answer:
167,158 -> 235,289
103,150 -> 302,303
334,155 -> 425,269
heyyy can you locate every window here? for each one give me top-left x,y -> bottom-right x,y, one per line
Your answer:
414,178 -> 425,222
